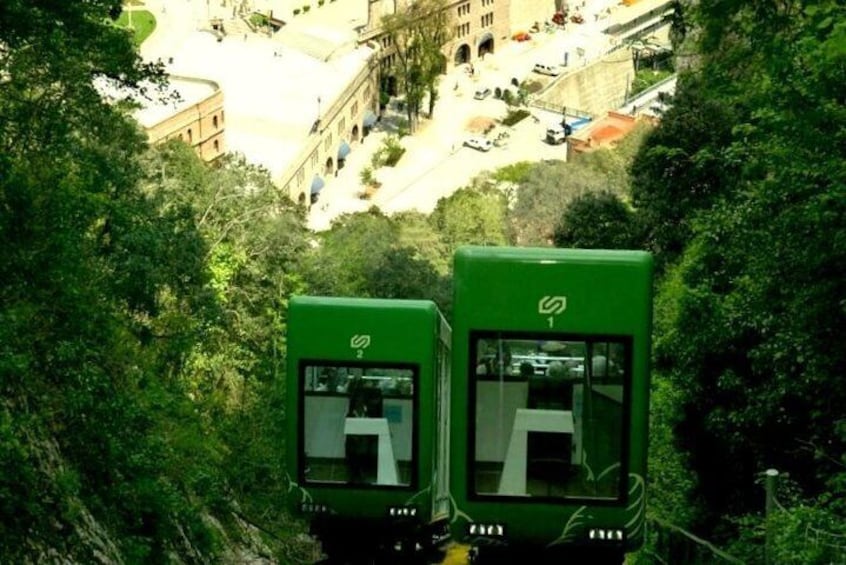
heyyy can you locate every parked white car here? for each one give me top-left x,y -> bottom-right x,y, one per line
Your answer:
464,136 -> 493,152
473,87 -> 492,100
532,63 -> 563,76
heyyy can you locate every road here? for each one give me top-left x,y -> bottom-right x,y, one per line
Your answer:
128,0 -> 625,231
373,110 -> 568,215
306,10 -> 623,229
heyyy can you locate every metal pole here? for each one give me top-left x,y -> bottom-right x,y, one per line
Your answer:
765,468 -> 779,565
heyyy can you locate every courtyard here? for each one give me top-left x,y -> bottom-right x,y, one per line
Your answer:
133,0 -> 641,230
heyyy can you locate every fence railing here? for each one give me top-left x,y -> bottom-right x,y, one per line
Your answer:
528,99 -> 594,120
645,516 -> 744,564
642,470 -> 846,565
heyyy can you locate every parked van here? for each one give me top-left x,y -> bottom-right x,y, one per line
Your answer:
533,63 -> 562,76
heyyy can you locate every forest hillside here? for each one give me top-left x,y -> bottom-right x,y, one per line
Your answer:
1,0 -> 843,562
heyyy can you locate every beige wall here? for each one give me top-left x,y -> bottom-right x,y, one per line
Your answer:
443,0 -> 510,67
509,0 -> 556,35
145,77 -> 226,162
277,56 -> 381,207
362,0 -> 514,71
531,48 -> 634,116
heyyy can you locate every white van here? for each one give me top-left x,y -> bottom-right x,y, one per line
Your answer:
533,63 -> 562,76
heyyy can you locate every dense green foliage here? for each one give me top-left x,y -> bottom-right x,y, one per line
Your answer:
2,0 -> 843,561
508,125 -> 649,246
0,1 -> 312,560
380,0 -> 452,128
628,0 -> 846,561
552,191 -> 637,249
629,68 -> 673,97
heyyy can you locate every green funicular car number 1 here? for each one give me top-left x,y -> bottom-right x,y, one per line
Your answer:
450,246 -> 653,564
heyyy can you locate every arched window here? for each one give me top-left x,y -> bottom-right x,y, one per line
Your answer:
213,139 -> 220,152
187,128 -> 193,143
213,115 -> 219,129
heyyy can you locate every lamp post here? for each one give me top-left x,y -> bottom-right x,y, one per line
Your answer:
765,469 -> 779,565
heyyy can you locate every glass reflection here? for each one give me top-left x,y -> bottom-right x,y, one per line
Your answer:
472,336 -> 626,500
303,364 -> 415,487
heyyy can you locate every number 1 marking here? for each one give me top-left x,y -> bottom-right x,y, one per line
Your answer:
547,316 -> 554,328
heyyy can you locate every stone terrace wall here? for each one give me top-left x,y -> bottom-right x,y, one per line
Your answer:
145,76 -> 225,162
531,47 -> 634,117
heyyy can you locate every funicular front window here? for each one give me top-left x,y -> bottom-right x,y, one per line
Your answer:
302,363 -> 416,487
471,334 -> 629,501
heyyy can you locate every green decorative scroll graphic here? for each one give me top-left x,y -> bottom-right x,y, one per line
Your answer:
449,494 -> 473,525
284,471 -> 313,505
550,471 -> 646,546
405,483 -> 431,506
625,472 -> 646,540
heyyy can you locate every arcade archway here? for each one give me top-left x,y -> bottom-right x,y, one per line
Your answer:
454,43 -> 471,66
477,33 -> 494,58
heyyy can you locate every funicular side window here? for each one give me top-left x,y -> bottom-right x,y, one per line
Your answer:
470,333 -> 629,502
301,363 -> 417,488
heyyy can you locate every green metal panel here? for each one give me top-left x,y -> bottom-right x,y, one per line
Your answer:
450,247 -> 653,551
285,296 -> 447,525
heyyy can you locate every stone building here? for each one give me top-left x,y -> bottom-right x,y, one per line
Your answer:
274,51 -> 382,206
360,0 -> 554,72
265,22 -> 382,206
136,76 -> 226,162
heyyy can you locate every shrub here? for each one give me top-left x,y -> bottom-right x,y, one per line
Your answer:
502,90 -> 514,105
523,80 -> 544,94
302,4 -> 310,12
382,136 -> 405,166
249,13 -> 269,27
360,166 -> 376,186
630,69 -> 673,97
318,0 -> 325,5
370,136 -> 405,167
293,8 -> 301,14
395,118 -> 410,138
502,109 -> 530,126
370,149 -> 384,168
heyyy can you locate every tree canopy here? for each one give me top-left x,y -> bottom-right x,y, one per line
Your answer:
380,0 -> 453,128
2,0 -> 844,562
629,0 -> 846,559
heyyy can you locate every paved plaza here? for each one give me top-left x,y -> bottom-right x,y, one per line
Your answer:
133,0 -> 638,231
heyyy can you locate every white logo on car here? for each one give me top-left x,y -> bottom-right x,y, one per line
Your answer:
350,334 -> 371,349
538,296 -> 567,315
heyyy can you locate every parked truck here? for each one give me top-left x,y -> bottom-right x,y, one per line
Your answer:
545,121 -> 572,145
